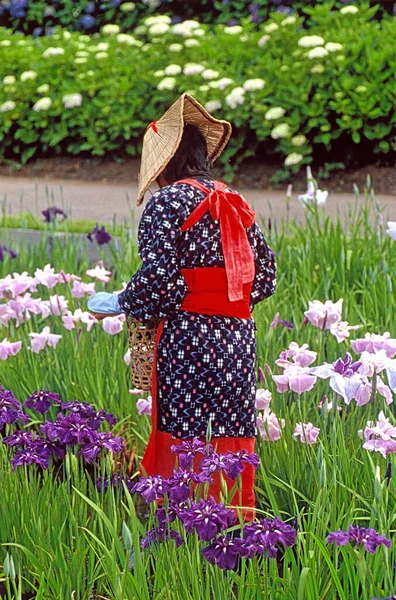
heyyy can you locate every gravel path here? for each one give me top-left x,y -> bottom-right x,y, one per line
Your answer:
1,175 -> 395,224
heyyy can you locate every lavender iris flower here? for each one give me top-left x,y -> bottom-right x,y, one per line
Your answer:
41,207 -> 67,223
141,527 -> 183,550
310,352 -> 364,404
25,390 -> 61,414
87,226 -> 112,245
201,535 -> 247,570
178,497 -> 236,541
328,526 -> 391,554
131,475 -> 169,503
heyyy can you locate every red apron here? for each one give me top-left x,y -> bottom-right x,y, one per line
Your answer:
140,179 -> 257,520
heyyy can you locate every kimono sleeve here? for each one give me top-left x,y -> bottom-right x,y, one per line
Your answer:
117,191 -> 188,323
248,222 -> 276,308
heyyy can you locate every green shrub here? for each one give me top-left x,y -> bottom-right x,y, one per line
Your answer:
0,2 -> 395,173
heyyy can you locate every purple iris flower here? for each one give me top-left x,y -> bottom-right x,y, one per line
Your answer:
84,1 -> 96,13
201,535 -> 247,570
79,432 -> 124,463
155,506 -> 178,526
270,312 -> 294,330
42,207 -> 67,223
11,447 -> 51,471
0,244 -> 17,261
141,527 -> 183,550
34,437 -> 66,459
227,18 -> 239,26
276,5 -> 293,14
3,430 -> 34,447
243,517 -> 297,557
32,27 -> 43,37
328,526 -> 391,554
178,497 -> 236,542
25,390 -> 61,414
222,450 -> 260,480
166,468 -> 212,503
79,14 -> 96,29
199,451 -> 230,476
97,473 -> 134,493
41,413 -> 97,445
9,0 -> 27,18
87,225 -> 112,245
0,388 -> 29,428
131,475 -> 169,503
311,352 -> 364,405
171,439 -> 213,470
61,401 -> 117,427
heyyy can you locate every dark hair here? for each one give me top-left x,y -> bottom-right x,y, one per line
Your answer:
162,124 -> 213,183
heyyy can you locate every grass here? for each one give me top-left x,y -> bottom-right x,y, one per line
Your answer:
0,185 -> 395,598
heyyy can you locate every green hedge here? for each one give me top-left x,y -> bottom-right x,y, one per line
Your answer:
0,2 -> 395,175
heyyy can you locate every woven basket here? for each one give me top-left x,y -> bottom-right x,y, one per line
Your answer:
126,317 -> 157,391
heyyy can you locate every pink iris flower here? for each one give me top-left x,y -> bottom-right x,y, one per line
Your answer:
257,409 -> 285,441
0,304 -> 14,326
278,342 -> 317,367
293,422 -> 320,444
0,338 -> 22,360
28,326 -> 62,353
102,314 -> 125,335
255,389 -> 272,410
71,281 -> 96,298
86,261 -> 112,283
58,270 -> 81,284
304,298 -> 343,330
354,376 -> 392,407
359,411 -> 396,458
351,332 -> 396,359
34,264 -> 60,289
136,396 -> 152,416
62,309 -> 96,332
45,294 -> 69,316
273,362 -> 317,395
0,272 -> 37,298
8,293 -> 44,326
329,321 -> 361,343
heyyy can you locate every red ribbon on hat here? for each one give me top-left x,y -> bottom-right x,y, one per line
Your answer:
149,120 -> 158,133
179,179 -> 256,302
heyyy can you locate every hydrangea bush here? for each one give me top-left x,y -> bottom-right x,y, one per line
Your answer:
0,2 -> 395,174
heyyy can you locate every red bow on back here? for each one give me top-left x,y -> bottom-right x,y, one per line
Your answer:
178,179 -> 256,302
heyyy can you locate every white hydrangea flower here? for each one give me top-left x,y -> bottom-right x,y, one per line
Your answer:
173,20 -> 201,36
96,42 -> 109,51
224,25 -> 243,35
134,25 -> 147,35
63,31 -> 71,40
62,93 -> 83,109
340,5 -> 358,14
199,85 -> 210,92
149,22 -> 170,35
79,35 -> 90,42
265,106 -> 286,120
117,33 -> 141,46
37,84 -> 50,94
169,43 -> 183,52
202,69 -> 220,80
0,100 -> 16,112
0,40 -> 11,46
76,50 -> 89,57
325,42 -> 343,52
271,123 -> 291,139
145,15 -> 171,26
157,76 -> 176,91
209,77 -> 233,90
243,78 -> 266,91
311,64 -> 325,74
192,28 -> 205,37
281,15 -> 297,26
20,71 -> 37,82
284,153 -> 303,166
95,52 -> 108,60
33,97 -> 52,112
264,23 -> 279,33
291,134 -> 307,146
225,86 -> 245,109
75,57 -> 88,64
335,54 -> 346,62
258,34 -> 270,47
185,38 -> 200,48
183,63 -> 205,75
102,24 -> 120,35
87,70 -> 95,76
42,47 -> 65,58
3,75 -> 16,85
120,2 -> 135,11
204,100 -> 222,112
307,47 -> 329,59
154,70 -> 165,77
298,35 -> 325,48
164,64 -> 182,75
240,35 -> 248,42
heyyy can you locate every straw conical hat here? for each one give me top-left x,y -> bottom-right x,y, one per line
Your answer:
136,93 -> 232,205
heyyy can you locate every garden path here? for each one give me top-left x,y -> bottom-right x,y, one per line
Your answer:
1,176 -> 395,224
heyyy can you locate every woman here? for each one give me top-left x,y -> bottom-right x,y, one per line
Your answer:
89,94 -> 276,519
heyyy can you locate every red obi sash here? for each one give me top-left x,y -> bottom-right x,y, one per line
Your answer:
178,179 -> 256,304
181,267 -> 252,318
